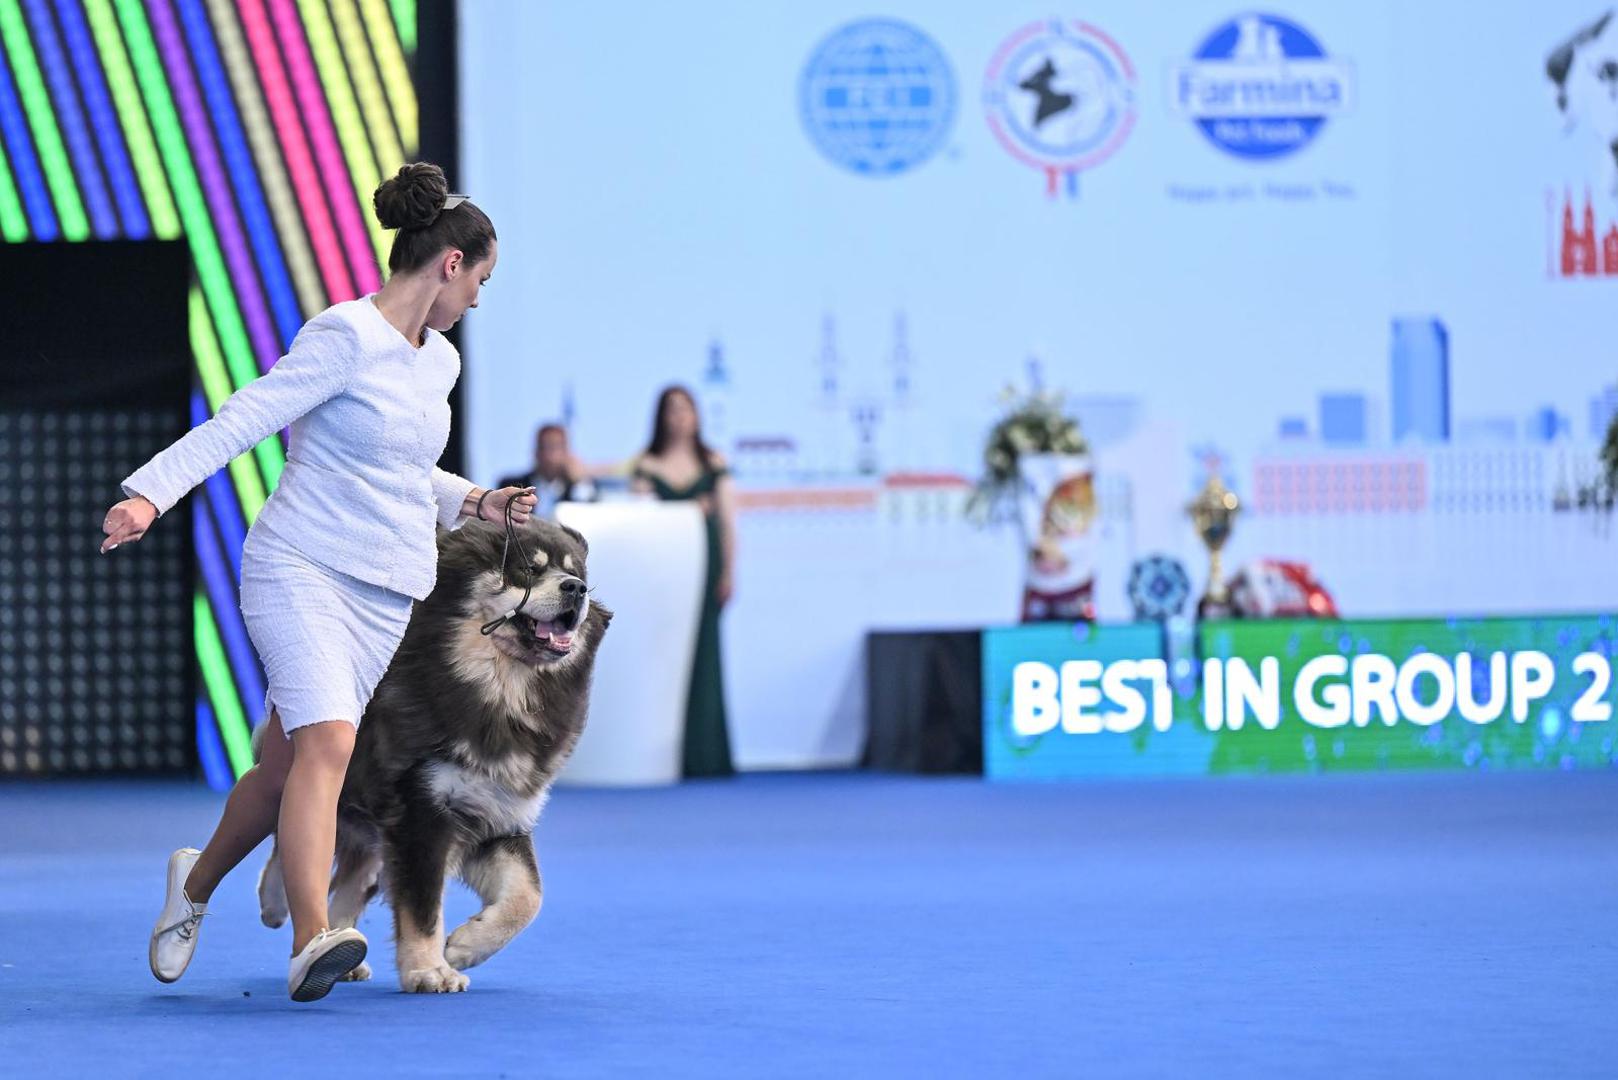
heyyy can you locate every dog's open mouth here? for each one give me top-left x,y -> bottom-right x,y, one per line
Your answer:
513,612 -> 576,657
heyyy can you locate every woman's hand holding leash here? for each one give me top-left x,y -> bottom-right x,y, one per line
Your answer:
101,495 -> 157,554
471,485 -> 538,525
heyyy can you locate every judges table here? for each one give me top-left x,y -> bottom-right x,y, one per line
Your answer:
555,499 -> 706,786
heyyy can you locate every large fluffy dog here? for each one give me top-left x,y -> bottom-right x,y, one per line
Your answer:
256,518 -> 610,992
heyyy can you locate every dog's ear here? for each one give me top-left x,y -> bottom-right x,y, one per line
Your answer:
559,524 -> 589,558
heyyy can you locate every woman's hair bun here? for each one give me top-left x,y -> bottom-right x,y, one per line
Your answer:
373,162 -> 448,230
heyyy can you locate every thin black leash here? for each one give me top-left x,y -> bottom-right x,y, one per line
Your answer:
479,489 -> 534,637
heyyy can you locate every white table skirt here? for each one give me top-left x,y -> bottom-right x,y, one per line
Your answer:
556,500 -> 706,786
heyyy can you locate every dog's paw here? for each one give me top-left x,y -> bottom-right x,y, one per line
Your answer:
399,965 -> 470,994
443,942 -> 478,971
444,930 -> 494,971
340,961 -> 372,982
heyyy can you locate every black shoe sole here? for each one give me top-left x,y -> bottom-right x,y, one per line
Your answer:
290,938 -> 368,1003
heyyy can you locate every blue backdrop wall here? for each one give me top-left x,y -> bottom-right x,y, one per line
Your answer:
459,1 -> 1618,767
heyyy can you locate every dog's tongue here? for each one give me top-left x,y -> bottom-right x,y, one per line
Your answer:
532,619 -> 573,646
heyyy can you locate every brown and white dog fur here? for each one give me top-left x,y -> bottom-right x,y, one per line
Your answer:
255,518 -> 610,992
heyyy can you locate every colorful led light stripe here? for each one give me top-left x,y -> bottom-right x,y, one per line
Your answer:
51,0 -> 148,236
192,465 -> 266,730
387,0 -> 411,54
192,390 -> 249,565
360,0 -> 412,150
190,391 -> 249,580
195,516 -> 262,724
202,468 -> 245,579
0,0 -> 74,234
268,0 -> 378,292
236,0 -> 353,301
194,590 -> 253,776
115,2 -> 255,386
147,0 -> 283,371
189,284 -> 269,517
0,34 -> 56,236
194,699 -> 234,790
1,0 -> 417,784
81,0 -> 177,236
20,0 -> 115,236
114,0 -> 283,499
294,0 -> 388,266
331,0 -> 401,178
0,114 -> 28,239
174,0 -> 301,347
201,0 -> 321,314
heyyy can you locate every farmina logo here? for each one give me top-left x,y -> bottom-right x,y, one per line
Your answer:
1171,13 -> 1354,160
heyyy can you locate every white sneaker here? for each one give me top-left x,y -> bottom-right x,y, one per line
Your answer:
288,927 -> 368,1002
149,848 -> 208,983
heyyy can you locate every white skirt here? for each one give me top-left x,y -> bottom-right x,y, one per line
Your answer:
239,523 -> 414,735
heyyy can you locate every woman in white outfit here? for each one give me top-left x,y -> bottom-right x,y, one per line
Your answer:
100,163 -> 536,1002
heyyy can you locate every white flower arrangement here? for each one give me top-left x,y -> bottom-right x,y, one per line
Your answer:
967,385 -> 1088,524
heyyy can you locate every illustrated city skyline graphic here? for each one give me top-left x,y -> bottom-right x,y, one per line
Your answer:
1555,189 -> 1618,277
663,308 -> 1616,485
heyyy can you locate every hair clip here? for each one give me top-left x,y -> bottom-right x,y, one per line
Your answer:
442,193 -> 470,211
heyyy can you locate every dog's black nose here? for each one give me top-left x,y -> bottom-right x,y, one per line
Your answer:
558,576 -> 585,597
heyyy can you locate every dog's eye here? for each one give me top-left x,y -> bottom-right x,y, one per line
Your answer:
508,565 -> 543,587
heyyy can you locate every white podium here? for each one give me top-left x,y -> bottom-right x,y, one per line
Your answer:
555,500 -> 706,786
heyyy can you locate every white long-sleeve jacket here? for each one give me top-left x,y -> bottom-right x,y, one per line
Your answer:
122,297 -> 477,601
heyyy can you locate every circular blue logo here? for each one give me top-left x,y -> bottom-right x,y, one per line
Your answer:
799,19 -> 956,177
1172,13 -> 1354,160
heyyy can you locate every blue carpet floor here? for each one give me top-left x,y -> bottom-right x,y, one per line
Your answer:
1,771 -> 1615,1077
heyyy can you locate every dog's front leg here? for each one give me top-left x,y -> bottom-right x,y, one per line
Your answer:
445,835 -> 542,971
386,804 -> 467,993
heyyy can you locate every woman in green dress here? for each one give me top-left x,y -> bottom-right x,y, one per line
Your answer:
632,386 -> 736,777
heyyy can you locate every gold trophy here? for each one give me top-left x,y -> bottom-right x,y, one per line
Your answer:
1187,470 -> 1240,618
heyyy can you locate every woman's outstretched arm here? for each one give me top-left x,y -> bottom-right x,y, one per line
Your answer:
120,315 -> 362,516
101,316 -> 360,552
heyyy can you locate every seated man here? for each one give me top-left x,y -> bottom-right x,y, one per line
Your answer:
496,422 -> 596,519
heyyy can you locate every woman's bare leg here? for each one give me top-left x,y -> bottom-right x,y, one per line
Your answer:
278,720 -> 357,955
184,710 -> 294,903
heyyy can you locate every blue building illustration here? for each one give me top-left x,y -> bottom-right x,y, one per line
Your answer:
1320,393 -> 1368,446
1390,317 -> 1450,444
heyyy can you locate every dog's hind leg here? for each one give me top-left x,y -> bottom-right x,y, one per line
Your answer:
386,802 -> 468,993
445,835 -> 542,971
328,839 -> 381,981
256,838 -> 289,929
